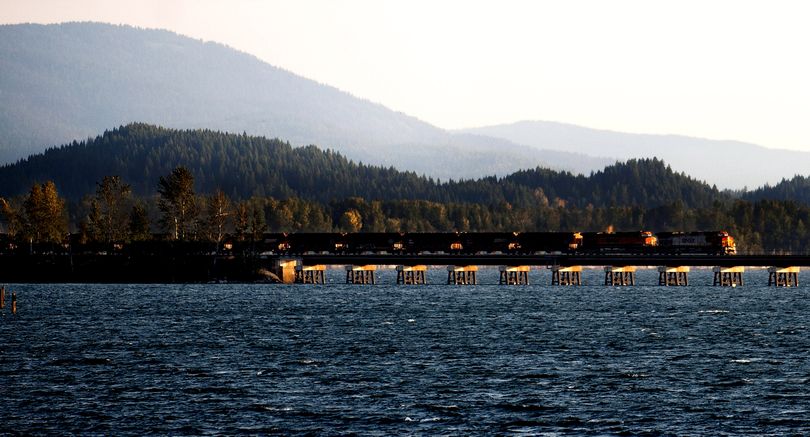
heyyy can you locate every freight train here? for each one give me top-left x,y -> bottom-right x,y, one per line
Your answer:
0,230 -> 737,256
261,230 -> 736,256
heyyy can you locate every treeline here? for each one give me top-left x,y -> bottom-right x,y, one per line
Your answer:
0,123 -> 724,209
2,167 -> 810,253
2,124 -> 810,253
743,175 -> 810,205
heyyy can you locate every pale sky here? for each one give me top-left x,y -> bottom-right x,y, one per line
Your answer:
2,0 -> 809,151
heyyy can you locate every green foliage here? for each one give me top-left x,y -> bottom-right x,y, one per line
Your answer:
128,202 -> 151,241
743,176 -> 810,205
0,125 -> 725,212
1,125 -> 810,253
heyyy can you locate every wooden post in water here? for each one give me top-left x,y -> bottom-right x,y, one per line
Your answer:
295,265 -> 327,284
604,266 -> 636,286
11,292 -> 16,315
396,265 -> 428,285
346,265 -> 377,285
550,266 -> 582,286
0,285 -> 5,309
768,267 -> 799,287
713,266 -> 744,287
498,266 -> 530,285
447,266 -> 478,285
658,266 -> 689,286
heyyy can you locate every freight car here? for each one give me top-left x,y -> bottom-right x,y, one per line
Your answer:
516,232 -> 583,254
259,230 -> 734,256
580,231 -> 658,253
655,231 -> 736,255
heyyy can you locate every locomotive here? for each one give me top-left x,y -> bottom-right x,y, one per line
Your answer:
655,231 -> 736,255
260,230 -> 736,256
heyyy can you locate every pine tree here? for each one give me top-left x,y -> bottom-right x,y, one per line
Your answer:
129,202 -> 151,241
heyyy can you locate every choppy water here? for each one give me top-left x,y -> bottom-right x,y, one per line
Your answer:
2,268 -> 809,435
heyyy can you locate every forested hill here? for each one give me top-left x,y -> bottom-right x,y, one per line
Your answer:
503,159 -> 723,209
743,176 -> 810,205
0,123 -> 724,209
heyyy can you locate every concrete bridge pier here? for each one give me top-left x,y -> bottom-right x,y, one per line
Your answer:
346,265 -> 377,284
550,266 -> 582,286
447,266 -> 478,285
499,266 -> 530,285
658,266 -> 689,286
274,259 -> 298,284
397,265 -> 428,285
296,265 -> 326,284
605,266 -> 636,286
713,266 -> 744,287
768,266 -> 799,287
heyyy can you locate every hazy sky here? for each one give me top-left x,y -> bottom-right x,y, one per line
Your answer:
2,0 -> 809,151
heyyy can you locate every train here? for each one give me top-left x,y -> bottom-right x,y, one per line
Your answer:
0,230 -> 737,256
261,230 -> 737,256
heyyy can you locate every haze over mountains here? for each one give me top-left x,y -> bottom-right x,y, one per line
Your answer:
0,123 -> 725,212
0,22 -> 807,189
462,121 -> 810,190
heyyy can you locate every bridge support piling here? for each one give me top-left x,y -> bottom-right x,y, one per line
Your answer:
550,266 -> 582,286
397,265 -> 428,285
499,266 -> 530,285
274,259 -> 298,284
605,266 -> 636,286
295,265 -> 326,284
447,266 -> 478,285
768,267 -> 799,287
713,266 -> 744,287
658,266 -> 689,286
346,265 -> 377,285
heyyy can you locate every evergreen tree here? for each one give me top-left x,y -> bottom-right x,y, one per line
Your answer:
129,202 -> 151,241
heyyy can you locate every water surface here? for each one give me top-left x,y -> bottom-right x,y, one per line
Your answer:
1,269 -> 809,434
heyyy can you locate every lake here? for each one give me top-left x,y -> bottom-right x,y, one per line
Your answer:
1,268 -> 809,435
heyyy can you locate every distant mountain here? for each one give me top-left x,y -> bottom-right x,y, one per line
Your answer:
5,23 -> 799,188
0,123 -> 723,211
0,22 -> 609,180
462,120 -> 810,189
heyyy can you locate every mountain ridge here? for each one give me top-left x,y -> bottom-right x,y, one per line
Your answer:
1,22 -> 807,189
461,120 -> 810,189
0,22 -> 602,180
0,123 -> 724,211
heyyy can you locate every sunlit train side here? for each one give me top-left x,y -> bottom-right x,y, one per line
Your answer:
655,231 -> 736,255
579,231 -> 658,253
259,230 -> 735,256
0,230 -> 737,256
